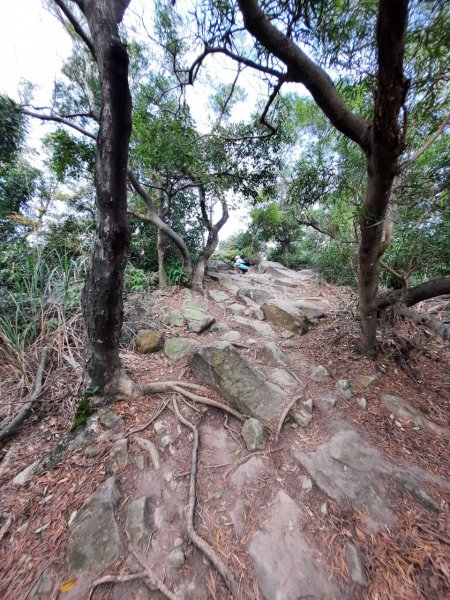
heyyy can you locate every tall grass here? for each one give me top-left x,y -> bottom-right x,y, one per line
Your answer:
0,246 -> 86,371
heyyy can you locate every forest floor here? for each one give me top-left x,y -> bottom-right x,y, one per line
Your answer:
0,263 -> 449,600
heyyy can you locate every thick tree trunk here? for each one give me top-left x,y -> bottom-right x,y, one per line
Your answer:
378,276 -> 450,309
396,304 -> 450,341
157,228 -> 167,288
78,0 -> 132,393
357,0 -> 408,355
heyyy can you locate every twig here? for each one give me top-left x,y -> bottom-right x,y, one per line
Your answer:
223,446 -> 284,479
418,524 -> 450,546
88,573 -> 148,600
124,397 -> 170,438
276,381 -> 309,437
127,539 -> 182,600
0,346 -> 49,443
172,397 -> 240,599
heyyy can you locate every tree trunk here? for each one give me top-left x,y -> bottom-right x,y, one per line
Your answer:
396,304 -> 450,341
357,0 -> 408,355
157,227 -> 167,288
78,0 -> 132,393
377,276 -> 450,309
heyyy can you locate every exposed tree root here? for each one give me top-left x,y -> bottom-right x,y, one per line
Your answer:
276,381 -> 309,436
127,541 -> 182,600
171,385 -> 246,422
124,396 -> 170,438
172,396 -> 240,599
88,573 -> 149,600
0,346 -> 49,444
396,304 -> 450,341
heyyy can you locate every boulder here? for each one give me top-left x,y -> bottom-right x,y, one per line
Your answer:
209,321 -> 231,333
358,375 -> 379,388
181,308 -> 215,333
249,491 -> 340,600
345,543 -> 369,586
99,411 -> 123,430
312,365 -> 329,380
208,289 -> 229,302
189,341 -> 286,419
241,419 -> 266,451
220,330 -> 242,342
293,300 -> 326,320
164,337 -> 199,360
66,477 -> 123,572
165,311 -> 184,327
336,379 -> 353,400
270,368 -> 298,390
261,299 -> 308,333
237,287 -> 274,305
136,328 -> 163,353
258,342 -> 287,366
233,316 -> 276,339
226,302 -> 249,316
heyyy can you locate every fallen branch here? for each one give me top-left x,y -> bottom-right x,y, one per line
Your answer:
377,276 -> 450,309
396,304 -> 450,341
172,397 -> 240,599
0,346 -> 49,443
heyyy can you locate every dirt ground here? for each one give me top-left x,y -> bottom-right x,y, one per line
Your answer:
0,270 -> 449,600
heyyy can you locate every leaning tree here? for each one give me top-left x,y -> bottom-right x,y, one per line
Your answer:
183,0 -> 450,354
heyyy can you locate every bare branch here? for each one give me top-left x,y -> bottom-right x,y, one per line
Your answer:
52,0 -> 96,59
22,108 -> 97,140
400,110 -> 450,170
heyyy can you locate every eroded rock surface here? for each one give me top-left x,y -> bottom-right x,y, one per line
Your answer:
189,341 -> 286,419
249,490 -> 341,600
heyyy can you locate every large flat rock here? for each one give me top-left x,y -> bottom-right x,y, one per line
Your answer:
249,490 -> 341,600
66,477 -> 123,573
233,316 -> 276,338
261,299 -> 308,332
189,341 -> 286,419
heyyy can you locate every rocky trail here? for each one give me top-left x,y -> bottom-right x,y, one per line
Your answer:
1,261 -> 449,600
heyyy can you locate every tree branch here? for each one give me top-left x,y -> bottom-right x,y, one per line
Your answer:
22,108 -> 97,140
52,0 -> 96,59
400,110 -> 450,170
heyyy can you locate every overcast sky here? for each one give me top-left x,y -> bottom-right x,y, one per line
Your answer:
0,1 -> 268,237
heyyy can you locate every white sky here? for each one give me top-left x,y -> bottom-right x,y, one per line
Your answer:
0,0 -> 277,238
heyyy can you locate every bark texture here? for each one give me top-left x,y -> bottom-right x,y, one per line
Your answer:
237,0 -> 408,354
77,0 -> 132,392
357,0 -> 408,354
377,277 -> 450,309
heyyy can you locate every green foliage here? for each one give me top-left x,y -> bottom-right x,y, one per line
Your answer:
124,263 -> 157,292
166,261 -> 188,286
215,230 -> 262,264
44,129 -> 95,182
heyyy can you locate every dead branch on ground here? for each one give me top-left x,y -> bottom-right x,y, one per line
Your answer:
0,346 -> 49,443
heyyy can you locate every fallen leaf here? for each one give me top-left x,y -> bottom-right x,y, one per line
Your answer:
60,578 -> 77,592
342,528 -> 352,538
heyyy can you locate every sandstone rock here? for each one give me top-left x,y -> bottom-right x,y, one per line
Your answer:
136,328 -> 163,354
182,299 -> 209,312
220,330 -> 242,342
281,330 -> 295,339
106,439 -> 128,475
358,375 -> 379,388
181,308 -> 215,333
381,394 -> 450,438
189,341 -> 286,419
312,365 -> 329,380
99,411 -> 123,430
293,301 -> 326,320
242,419 -> 266,451
233,316 -> 276,339
209,321 -> 230,333
270,368 -> 298,390
345,543 -> 369,586
293,430 -> 394,531
66,477 -> 123,572
238,287 -> 274,305
164,337 -> 199,360
125,497 -> 151,548
226,302 -> 249,316
27,568 -> 53,600
12,460 -> 40,487
357,397 -> 367,410
336,379 -> 353,400
261,299 -> 308,333
153,420 -> 167,436
84,446 -> 100,458
166,310 -> 184,326
208,290 -> 229,302
316,393 -> 337,410
249,491 -> 340,600
294,411 -> 312,427
258,342 -> 287,366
